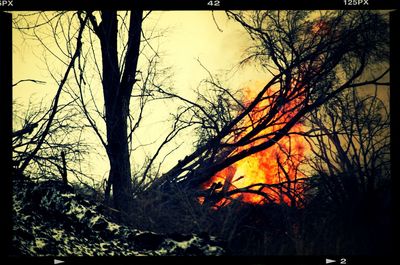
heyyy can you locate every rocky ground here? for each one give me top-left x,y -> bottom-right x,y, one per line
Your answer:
11,179 -> 225,256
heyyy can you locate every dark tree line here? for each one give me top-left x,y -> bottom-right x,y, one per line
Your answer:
305,86 -> 390,208
12,10 -> 389,219
148,11 -> 389,201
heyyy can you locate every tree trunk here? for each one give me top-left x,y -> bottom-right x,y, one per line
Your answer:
106,104 -> 132,214
94,10 -> 142,215
97,11 -> 132,215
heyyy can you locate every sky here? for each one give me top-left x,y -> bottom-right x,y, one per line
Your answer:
12,10 -> 390,187
12,11 -> 268,183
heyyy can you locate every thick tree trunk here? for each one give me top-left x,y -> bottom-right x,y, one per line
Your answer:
106,103 -> 133,214
92,10 -> 142,215
97,11 -> 133,215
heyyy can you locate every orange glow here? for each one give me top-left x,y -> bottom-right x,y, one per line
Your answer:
200,82 -> 309,208
311,20 -> 329,35
199,19 -> 331,209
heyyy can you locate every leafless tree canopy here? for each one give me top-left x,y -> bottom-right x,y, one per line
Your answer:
11,9 -> 392,255
149,11 -> 389,197
13,10 -> 389,215
305,87 -> 390,205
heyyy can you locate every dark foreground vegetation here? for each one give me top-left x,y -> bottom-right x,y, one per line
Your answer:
10,10 -> 392,256
12,176 -> 225,256
12,168 -> 391,256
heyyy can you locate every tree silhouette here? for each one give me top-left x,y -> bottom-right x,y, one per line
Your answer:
148,11 -> 389,203
84,10 -> 143,215
10,10 -> 393,256
13,14 -> 91,185
13,10 -> 390,216
305,86 -> 390,207
13,11 -> 146,216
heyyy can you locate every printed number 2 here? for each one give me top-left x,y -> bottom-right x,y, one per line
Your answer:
207,0 -> 221,6
340,258 -> 347,264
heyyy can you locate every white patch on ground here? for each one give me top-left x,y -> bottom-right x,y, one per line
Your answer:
65,203 -> 86,220
35,238 -> 46,248
61,193 -> 75,199
206,245 -> 218,253
175,237 -> 196,249
52,229 -> 64,241
89,215 -> 100,227
107,222 -> 120,232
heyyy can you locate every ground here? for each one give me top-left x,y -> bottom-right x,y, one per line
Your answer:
11,179 -> 225,256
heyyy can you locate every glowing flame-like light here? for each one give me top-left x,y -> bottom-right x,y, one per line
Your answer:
200,83 -> 309,208
199,19 -> 334,208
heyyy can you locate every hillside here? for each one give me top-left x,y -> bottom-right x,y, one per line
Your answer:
11,179 -> 225,256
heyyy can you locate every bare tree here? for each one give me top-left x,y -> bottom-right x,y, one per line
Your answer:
148,10 -> 389,203
13,10 -> 177,216
13,10 -> 389,215
13,12 -> 91,185
12,97 -> 91,184
304,86 -> 390,206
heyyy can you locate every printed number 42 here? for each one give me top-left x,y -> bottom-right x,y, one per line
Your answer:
207,0 -> 221,6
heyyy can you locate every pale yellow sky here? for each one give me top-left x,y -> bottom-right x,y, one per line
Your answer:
12,11 -> 390,185
12,11 -> 268,183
